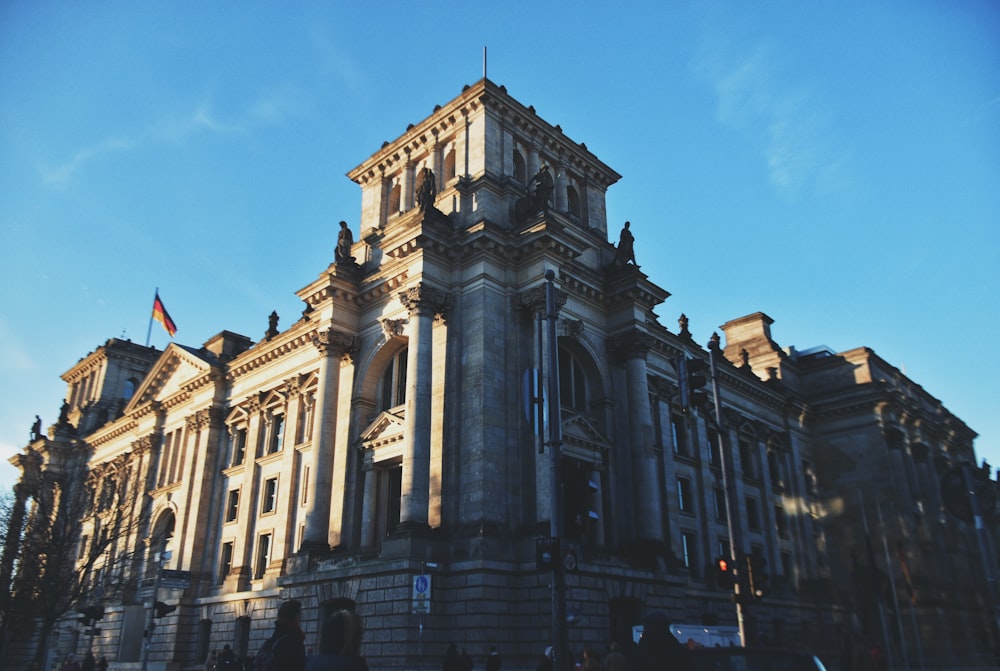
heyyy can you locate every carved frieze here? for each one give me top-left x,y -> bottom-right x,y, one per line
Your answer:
380,318 -> 406,341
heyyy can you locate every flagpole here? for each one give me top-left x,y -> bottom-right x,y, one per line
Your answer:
146,287 -> 157,348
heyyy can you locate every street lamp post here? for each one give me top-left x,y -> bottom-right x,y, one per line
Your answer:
707,335 -> 746,646
544,270 -> 570,671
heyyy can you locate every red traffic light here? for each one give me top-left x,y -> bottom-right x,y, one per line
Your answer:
717,557 -> 728,572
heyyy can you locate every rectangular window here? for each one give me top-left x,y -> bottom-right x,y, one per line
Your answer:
775,506 -> 789,538
158,432 -> 172,487
225,489 -> 239,523
714,487 -> 727,521
254,534 -> 271,579
169,429 -> 184,483
681,531 -> 696,569
296,396 -> 314,444
262,477 -> 278,514
746,497 -> 760,531
671,416 -> 687,456
708,428 -> 721,467
677,477 -> 693,513
219,541 -> 234,584
301,466 -> 310,506
740,438 -> 757,479
268,415 -> 285,454
231,427 -> 247,466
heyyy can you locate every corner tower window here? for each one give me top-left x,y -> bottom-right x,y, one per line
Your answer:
513,150 -> 526,184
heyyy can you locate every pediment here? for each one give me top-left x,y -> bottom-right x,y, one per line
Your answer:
360,408 -> 406,450
126,344 -> 215,412
561,413 -> 610,464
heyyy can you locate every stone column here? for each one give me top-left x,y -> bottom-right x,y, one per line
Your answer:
431,135 -> 443,191
402,153 -> 415,211
360,456 -> 378,548
299,329 -> 356,552
397,284 -> 448,531
609,330 -> 664,544
554,160 -> 567,212
527,144 -> 540,182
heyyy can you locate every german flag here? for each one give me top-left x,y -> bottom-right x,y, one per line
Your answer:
152,292 -> 177,337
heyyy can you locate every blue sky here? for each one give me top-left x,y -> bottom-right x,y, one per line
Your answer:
1,1 -> 998,492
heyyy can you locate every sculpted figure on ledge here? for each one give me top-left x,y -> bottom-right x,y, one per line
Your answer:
335,220 -> 355,265
613,221 -> 637,267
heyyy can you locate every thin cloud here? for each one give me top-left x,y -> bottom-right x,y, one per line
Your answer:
693,40 -> 850,197
0,320 -> 36,373
40,91 -> 300,186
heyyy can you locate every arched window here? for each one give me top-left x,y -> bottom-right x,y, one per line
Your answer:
443,149 -> 456,182
122,377 -> 138,402
379,348 -> 408,411
145,510 -> 175,580
558,347 -> 588,414
388,182 -> 401,215
567,185 -> 580,218
513,150 -> 526,184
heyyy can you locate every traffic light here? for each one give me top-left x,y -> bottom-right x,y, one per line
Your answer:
154,600 -> 177,618
677,356 -> 709,412
76,604 -> 104,626
714,556 -> 733,590
562,459 -> 600,541
77,607 -> 93,627
746,552 -> 769,600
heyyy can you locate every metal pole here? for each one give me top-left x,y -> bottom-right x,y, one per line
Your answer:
145,287 -> 157,348
544,270 -> 569,671
707,337 -> 746,646
141,539 -> 168,671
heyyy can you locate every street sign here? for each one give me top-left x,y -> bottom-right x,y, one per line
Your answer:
159,569 -> 191,589
411,573 -> 432,614
536,536 -> 559,569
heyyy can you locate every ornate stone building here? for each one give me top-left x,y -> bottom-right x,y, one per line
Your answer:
3,79 -> 996,670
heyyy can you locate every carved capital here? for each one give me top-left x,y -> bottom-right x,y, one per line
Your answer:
284,376 -> 303,397
132,434 -> 155,456
515,286 -> 568,314
313,329 -> 359,362
186,409 -> 212,432
399,284 -> 450,319
606,329 -> 653,363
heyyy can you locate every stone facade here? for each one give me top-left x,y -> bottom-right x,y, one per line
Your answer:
3,80 -> 997,671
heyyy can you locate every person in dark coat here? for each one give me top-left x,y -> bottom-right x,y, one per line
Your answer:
81,651 -> 96,671
485,646 -> 501,671
260,599 -> 307,671
627,611 -> 689,671
305,609 -> 368,671
443,643 -> 461,671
